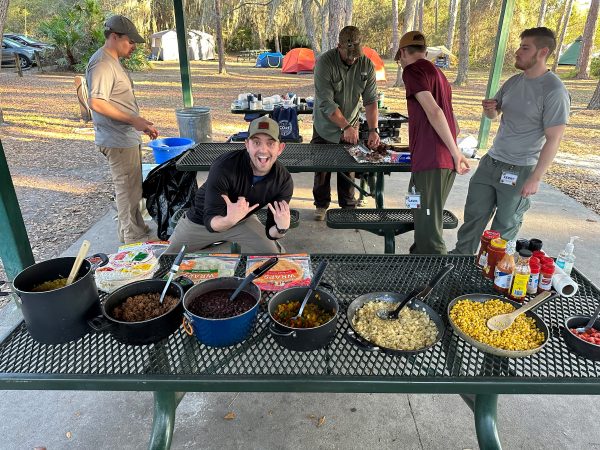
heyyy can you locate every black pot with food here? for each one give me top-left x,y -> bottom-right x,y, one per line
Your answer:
88,278 -> 190,345
268,285 -> 339,352
12,254 -> 108,344
562,315 -> 600,361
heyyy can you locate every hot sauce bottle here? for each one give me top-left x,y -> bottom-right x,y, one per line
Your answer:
494,240 -> 516,294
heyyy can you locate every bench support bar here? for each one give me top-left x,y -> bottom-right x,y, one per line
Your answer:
149,391 -> 186,450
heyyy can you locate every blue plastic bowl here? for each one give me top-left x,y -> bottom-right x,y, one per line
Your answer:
183,277 -> 261,347
147,137 -> 195,164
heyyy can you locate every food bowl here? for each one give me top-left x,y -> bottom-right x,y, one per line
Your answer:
182,277 -> 261,347
88,279 -> 186,345
268,286 -> 338,351
562,316 -> 600,361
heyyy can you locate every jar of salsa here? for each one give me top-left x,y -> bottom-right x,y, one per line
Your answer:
483,238 -> 507,280
476,230 -> 501,269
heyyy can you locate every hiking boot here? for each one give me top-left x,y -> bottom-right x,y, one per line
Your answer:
314,207 -> 327,221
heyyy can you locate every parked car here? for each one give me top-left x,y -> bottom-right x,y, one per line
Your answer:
1,37 -> 36,69
4,33 -> 53,50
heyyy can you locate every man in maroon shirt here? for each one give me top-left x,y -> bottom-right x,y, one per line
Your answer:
395,31 -> 470,254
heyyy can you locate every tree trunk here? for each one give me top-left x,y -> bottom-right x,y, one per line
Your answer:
214,0 -> 227,74
434,0 -> 438,34
394,0 -> 417,87
588,78 -> 600,109
320,4 -> 328,52
274,27 -> 281,53
537,0 -> 547,27
575,0 -> 599,80
552,0 -> 574,72
417,0 -> 424,31
454,0 -> 470,86
446,0 -> 458,52
0,0 -> 9,124
327,0 -> 344,50
302,0 -> 320,54
389,0 -> 399,59
345,0 -> 353,26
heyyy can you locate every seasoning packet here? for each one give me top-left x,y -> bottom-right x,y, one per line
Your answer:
245,254 -> 312,291
171,253 -> 241,284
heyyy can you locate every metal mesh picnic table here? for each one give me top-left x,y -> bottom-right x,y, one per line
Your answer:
1,254 -> 599,450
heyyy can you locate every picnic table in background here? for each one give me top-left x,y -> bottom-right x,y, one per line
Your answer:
236,49 -> 270,62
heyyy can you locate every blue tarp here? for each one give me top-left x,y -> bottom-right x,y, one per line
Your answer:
255,52 -> 283,68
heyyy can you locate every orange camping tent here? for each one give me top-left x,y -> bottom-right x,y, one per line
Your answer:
362,46 -> 386,81
282,48 -> 316,74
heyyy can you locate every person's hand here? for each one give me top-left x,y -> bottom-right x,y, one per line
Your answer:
482,99 -> 497,113
342,126 -> 359,144
132,116 -> 159,140
367,131 -> 380,149
268,200 -> 291,230
221,194 -> 259,226
452,153 -> 471,175
521,176 -> 540,197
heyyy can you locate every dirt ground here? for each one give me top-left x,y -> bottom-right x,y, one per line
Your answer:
0,60 -> 599,297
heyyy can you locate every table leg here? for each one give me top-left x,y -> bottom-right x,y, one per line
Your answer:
474,394 -> 502,450
384,231 -> 395,254
375,173 -> 385,208
148,391 -> 186,450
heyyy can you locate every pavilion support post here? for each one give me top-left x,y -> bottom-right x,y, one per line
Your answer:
0,139 -> 34,280
476,0 -> 515,150
173,0 -> 193,107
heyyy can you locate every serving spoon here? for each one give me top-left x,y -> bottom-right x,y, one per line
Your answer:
290,260 -> 328,321
229,257 -> 279,301
376,264 -> 454,320
65,240 -> 90,286
575,302 -> 600,333
486,291 -> 557,331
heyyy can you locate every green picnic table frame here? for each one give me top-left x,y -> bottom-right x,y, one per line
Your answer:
0,255 -> 599,450
175,143 -> 411,208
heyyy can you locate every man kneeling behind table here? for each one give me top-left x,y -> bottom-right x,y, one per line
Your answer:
165,117 -> 293,254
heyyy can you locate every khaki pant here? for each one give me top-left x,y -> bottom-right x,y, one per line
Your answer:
409,168 -> 456,254
165,214 -> 283,254
454,154 -> 535,254
97,144 -> 148,243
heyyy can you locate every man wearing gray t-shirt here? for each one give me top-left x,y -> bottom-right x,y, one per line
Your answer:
86,15 -> 159,243
453,27 -> 570,254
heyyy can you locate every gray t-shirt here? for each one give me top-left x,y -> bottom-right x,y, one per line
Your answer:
313,48 -> 378,143
489,70 -> 570,166
86,48 -> 141,148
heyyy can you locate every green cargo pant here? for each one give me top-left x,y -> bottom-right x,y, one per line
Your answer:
454,154 -> 535,254
409,168 -> 456,255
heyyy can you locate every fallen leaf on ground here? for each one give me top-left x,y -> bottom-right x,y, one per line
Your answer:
224,412 -> 236,420
317,416 -> 326,428
66,431 -> 72,439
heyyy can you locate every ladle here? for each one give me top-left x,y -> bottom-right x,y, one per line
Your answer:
290,260 -> 329,321
376,264 -> 454,320
487,291 -> 557,331
65,240 -> 90,286
229,257 -> 278,301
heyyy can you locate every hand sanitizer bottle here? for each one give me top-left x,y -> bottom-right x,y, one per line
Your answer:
556,236 -> 580,276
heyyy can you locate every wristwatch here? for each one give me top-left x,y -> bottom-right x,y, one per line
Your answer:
341,124 -> 352,132
275,226 -> 288,235
368,127 -> 380,134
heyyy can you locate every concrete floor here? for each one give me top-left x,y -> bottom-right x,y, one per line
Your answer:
1,162 -> 600,450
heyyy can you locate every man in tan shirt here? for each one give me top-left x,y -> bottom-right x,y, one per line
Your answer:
86,15 -> 159,243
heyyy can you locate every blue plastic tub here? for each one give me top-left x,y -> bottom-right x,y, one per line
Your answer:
147,137 -> 195,164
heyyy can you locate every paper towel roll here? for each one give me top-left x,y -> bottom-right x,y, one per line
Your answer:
552,265 -> 578,297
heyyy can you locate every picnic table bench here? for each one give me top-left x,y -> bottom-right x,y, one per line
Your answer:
0,254 -> 599,450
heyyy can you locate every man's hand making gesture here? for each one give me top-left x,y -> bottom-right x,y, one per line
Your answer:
221,194 -> 259,227
268,200 -> 291,234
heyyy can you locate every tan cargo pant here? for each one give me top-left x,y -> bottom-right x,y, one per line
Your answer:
97,144 -> 149,243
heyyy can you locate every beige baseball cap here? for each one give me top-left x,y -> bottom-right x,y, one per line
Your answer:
338,26 -> 363,58
399,31 -> 427,49
247,117 -> 280,141
104,15 -> 145,43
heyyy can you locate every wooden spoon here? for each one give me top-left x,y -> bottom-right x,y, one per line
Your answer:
65,240 -> 90,286
486,291 -> 554,331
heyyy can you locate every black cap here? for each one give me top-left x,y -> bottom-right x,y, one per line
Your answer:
519,249 -> 533,258
104,15 -> 145,43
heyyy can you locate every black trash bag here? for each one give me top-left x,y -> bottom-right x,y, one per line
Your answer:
142,158 -> 197,240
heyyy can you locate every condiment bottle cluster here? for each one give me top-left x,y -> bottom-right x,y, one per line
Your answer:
476,232 -> 580,303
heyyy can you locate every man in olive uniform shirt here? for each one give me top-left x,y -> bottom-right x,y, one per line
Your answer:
312,26 -> 381,221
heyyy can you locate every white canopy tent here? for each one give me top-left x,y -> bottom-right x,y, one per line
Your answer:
150,29 -> 215,61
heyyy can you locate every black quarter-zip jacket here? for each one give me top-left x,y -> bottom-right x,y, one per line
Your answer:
186,149 -> 294,240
